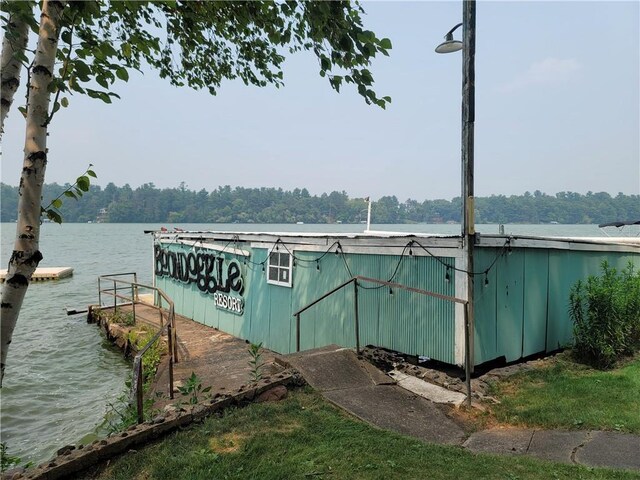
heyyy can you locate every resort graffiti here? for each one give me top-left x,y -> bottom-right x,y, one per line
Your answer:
154,245 -> 244,296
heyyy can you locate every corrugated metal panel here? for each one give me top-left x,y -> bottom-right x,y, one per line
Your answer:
545,250 -> 638,351
245,252 -> 271,348
522,250 -> 549,356
292,251 -> 354,351
473,248 -> 498,365
287,251 -> 456,362
496,251 -> 525,363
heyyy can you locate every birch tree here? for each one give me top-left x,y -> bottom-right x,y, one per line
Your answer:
0,0 -> 391,384
0,3 -> 31,136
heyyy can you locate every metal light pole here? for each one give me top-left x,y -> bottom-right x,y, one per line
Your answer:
436,0 -> 476,407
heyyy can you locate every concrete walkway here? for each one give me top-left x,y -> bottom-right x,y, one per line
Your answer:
278,345 -> 640,472
464,428 -> 640,471
129,304 -> 286,410
277,346 -> 466,445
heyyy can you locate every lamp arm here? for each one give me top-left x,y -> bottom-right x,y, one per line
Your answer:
445,22 -> 463,38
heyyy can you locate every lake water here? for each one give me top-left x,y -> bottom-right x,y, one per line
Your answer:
0,222 -> 634,464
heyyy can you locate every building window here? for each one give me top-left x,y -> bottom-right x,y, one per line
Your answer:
267,250 -> 293,287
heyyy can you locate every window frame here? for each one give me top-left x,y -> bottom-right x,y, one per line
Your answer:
266,248 -> 293,288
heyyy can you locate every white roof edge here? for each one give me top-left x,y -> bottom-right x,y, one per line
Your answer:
149,229 -> 460,240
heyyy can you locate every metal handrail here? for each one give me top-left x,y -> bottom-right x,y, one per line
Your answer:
97,273 -> 178,423
293,275 -> 473,407
292,275 -> 467,352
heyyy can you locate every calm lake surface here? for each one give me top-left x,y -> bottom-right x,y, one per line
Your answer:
0,222 -> 632,464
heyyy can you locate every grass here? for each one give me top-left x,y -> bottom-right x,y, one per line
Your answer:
489,354 -> 640,433
86,389 -> 639,480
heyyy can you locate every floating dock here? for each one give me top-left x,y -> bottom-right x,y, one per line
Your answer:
0,267 -> 73,283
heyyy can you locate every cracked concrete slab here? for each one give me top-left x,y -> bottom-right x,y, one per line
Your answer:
463,428 -> 534,455
528,430 -> 589,464
324,385 -> 466,445
576,431 -> 640,470
278,347 -> 391,391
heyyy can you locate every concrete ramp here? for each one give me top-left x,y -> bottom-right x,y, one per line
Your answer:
278,345 -> 392,391
277,345 -> 465,445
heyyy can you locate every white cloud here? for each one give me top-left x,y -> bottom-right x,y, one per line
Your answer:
498,57 -> 582,93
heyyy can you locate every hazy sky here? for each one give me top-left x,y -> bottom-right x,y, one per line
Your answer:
1,1 -> 638,201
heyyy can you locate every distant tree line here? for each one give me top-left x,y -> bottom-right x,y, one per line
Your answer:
1,182 -> 638,224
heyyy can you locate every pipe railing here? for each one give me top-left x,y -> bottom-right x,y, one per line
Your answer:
292,275 -> 472,407
98,273 -> 178,423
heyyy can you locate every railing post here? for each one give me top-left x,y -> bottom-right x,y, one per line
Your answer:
171,305 -> 178,361
353,279 -> 360,354
113,280 -> 117,312
464,302 -> 472,408
296,313 -> 301,352
168,321 -> 175,399
98,277 -> 102,306
133,273 -> 138,302
131,284 -> 136,323
132,356 -> 144,424
158,296 -> 163,329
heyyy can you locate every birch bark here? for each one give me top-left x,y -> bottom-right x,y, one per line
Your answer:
0,10 -> 29,137
1,0 -> 65,385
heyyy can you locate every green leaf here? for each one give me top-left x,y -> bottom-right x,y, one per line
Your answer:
61,29 -> 72,45
379,38 -> 392,50
45,209 -> 63,224
61,97 -> 69,108
116,68 -> 129,81
77,176 -> 90,192
52,199 -> 63,209
87,169 -> 97,178
122,42 -> 132,58
64,191 -> 77,199
73,60 -> 90,79
96,75 -> 109,89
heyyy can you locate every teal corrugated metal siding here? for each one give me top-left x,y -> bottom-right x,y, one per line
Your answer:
522,250 -> 549,357
153,243 -> 457,362
154,239 -> 638,367
473,248 -> 498,365
545,250 -> 637,350
475,246 -> 639,365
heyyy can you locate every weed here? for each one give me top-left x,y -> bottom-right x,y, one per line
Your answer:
570,261 -> 640,369
99,386 -> 156,435
110,310 -> 135,326
178,372 -> 212,405
247,342 -> 264,384
0,443 -> 21,473
127,326 -> 166,386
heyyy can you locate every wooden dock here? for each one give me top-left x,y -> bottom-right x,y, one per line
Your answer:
0,267 -> 73,283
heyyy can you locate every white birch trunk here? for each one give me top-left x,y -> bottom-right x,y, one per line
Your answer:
1,0 -> 65,385
0,11 -> 29,137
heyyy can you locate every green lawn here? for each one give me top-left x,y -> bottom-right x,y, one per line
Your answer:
86,389 -> 639,480
490,355 -> 640,433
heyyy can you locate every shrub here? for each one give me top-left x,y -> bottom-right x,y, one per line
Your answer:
569,261 -> 640,369
127,326 -> 166,386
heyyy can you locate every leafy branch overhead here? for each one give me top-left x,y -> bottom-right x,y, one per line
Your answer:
3,0 -> 391,118
41,164 -> 97,224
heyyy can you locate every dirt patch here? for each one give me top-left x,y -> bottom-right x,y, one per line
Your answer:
209,420 -> 302,454
209,432 -> 247,454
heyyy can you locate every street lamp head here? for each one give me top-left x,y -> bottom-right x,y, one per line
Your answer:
435,22 -> 463,54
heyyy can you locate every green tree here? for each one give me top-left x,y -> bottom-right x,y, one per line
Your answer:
0,0 -> 391,383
